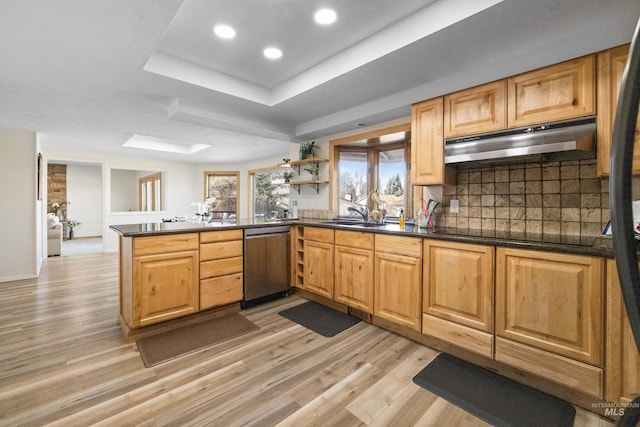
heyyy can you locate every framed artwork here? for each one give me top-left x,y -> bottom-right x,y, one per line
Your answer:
37,153 -> 42,201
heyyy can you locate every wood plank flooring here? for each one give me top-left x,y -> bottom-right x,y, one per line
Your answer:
0,253 -> 613,426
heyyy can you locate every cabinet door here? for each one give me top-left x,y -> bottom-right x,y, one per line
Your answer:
507,55 -> 595,128
444,80 -> 507,138
495,247 -> 603,366
423,240 -> 494,332
374,251 -> 422,330
304,240 -> 334,299
133,250 -> 199,327
334,245 -> 374,313
411,97 -> 455,185
606,259 -> 640,404
597,44 -> 640,177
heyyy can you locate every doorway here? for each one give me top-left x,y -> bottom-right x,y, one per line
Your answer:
47,160 -> 104,256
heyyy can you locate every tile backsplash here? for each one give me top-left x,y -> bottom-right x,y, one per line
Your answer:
437,159 -> 609,237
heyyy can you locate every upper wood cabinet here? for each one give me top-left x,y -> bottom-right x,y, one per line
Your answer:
303,227 -> 335,299
444,80 -> 507,138
374,235 -> 422,331
597,44 -> 640,177
606,259 -> 640,404
411,97 -> 456,185
495,247 -> 604,397
334,230 -> 374,314
507,55 -> 595,128
422,240 -> 495,358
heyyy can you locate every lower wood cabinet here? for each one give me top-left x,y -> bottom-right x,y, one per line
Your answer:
334,230 -> 374,313
374,234 -> 422,331
606,259 -> 640,404
495,247 -> 604,397
303,227 -> 335,299
422,240 -> 494,357
129,233 -> 200,328
199,230 -> 243,310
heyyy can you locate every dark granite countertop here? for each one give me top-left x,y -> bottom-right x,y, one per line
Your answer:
110,218 -> 629,258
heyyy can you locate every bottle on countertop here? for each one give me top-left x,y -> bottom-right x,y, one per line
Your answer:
399,209 -> 405,228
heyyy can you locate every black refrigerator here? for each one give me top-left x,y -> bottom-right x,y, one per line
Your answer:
611,16 -> 640,427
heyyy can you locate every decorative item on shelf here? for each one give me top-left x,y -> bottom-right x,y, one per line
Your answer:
66,219 -> 81,240
304,163 -> 320,180
300,140 -> 316,160
283,170 -> 295,182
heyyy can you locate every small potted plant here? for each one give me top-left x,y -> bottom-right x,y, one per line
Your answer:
283,170 -> 294,182
304,163 -> 320,180
66,219 -> 81,240
300,140 -> 316,160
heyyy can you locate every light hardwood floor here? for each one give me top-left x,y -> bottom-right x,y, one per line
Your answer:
0,253 -> 613,426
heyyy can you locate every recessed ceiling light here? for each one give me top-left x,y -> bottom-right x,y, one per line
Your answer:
263,47 -> 282,60
314,8 -> 337,25
213,24 -> 236,39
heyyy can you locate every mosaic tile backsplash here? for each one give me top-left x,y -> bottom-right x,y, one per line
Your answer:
437,159 -> 609,238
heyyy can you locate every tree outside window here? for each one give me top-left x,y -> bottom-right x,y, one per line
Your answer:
204,171 -> 238,219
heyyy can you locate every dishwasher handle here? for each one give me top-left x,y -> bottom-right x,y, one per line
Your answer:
245,231 -> 290,240
244,225 -> 291,238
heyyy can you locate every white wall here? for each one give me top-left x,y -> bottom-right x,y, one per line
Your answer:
0,129 -> 39,283
66,164 -> 103,238
110,169 -> 138,211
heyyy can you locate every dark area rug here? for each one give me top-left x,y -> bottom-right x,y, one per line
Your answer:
137,313 -> 259,367
278,301 -> 360,337
412,353 -> 576,427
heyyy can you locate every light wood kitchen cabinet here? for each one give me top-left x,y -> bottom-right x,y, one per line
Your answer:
199,229 -> 243,310
495,247 -> 604,397
444,80 -> 507,138
606,259 -> 640,404
304,227 -> 335,299
334,230 -> 374,313
507,55 -> 595,128
597,44 -> 640,177
129,233 -> 200,328
422,240 -> 495,358
411,97 -> 456,186
374,234 -> 422,331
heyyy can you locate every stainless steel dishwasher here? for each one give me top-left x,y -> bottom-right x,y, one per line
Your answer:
243,225 -> 290,308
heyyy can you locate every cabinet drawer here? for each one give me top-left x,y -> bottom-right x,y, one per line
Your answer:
335,230 -> 374,249
200,229 -> 243,243
305,227 -> 334,243
422,314 -> 493,359
200,256 -> 243,279
375,234 -> 421,257
496,337 -> 603,398
133,233 -> 198,256
200,240 -> 242,261
200,273 -> 243,310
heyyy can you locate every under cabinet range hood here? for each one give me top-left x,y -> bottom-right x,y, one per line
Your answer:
444,116 -> 596,167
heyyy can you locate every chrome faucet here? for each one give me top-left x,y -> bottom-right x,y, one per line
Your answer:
347,206 -> 369,222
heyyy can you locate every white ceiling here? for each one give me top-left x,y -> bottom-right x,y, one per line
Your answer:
0,0 -> 639,164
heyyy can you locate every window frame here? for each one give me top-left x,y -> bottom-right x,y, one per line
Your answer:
248,166 -> 290,218
330,123 -> 412,218
204,171 -> 239,219
138,172 -> 162,211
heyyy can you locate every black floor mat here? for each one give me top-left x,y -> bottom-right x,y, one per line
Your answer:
278,301 -> 360,337
412,353 -> 576,427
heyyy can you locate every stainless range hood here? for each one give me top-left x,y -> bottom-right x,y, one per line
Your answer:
444,116 -> 596,167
